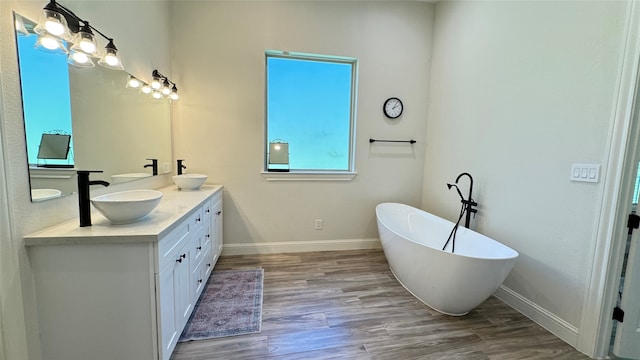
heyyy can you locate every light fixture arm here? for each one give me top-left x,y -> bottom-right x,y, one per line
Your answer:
46,0 -> 116,48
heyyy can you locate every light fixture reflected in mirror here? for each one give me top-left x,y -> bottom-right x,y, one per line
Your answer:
34,33 -> 68,53
169,85 -> 179,100
98,39 -> 123,70
68,50 -> 94,67
128,69 -> 179,101
126,75 -> 141,88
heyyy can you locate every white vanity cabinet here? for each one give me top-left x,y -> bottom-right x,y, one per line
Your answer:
25,185 -> 223,360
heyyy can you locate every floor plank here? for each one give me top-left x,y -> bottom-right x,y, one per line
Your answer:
171,250 -> 589,360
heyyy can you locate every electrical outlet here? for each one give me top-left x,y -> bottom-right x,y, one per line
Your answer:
315,219 -> 323,230
162,162 -> 171,174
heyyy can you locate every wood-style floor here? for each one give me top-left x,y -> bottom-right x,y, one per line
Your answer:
171,249 -> 590,360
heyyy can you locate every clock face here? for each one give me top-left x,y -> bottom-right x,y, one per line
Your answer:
383,97 -> 403,119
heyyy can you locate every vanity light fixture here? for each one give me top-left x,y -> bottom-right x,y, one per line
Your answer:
34,0 -> 72,40
149,70 -> 179,101
150,70 -> 163,90
34,0 -> 124,70
125,69 -> 179,101
70,22 -> 98,56
68,50 -> 94,67
161,78 -> 172,96
97,39 -> 123,70
126,74 -> 141,88
34,32 -> 68,53
169,85 -> 179,101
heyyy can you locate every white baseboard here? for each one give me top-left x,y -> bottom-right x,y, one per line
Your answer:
494,285 -> 580,348
222,238 -> 381,255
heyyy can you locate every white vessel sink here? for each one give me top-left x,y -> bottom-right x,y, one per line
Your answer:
173,174 -> 207,190
110,172 -> 153,184
91,189 -> 163,224
31,188 -> 62,201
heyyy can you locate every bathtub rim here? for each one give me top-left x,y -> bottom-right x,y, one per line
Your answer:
376,202 -> 519,261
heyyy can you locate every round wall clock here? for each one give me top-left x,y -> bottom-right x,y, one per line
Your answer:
383,97 -> 403,119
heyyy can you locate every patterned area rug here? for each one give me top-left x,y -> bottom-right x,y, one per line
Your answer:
179,269 -> 264,342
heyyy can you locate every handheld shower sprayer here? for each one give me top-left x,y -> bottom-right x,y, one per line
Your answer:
447,183 -> 465,201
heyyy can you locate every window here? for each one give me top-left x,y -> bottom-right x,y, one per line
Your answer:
265,51 -> 357,177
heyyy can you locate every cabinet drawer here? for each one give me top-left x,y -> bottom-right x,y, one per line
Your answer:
191,206 -> 204,231
191,226 -> 206,273
157,221 -> 190,272
192,241 -> 212,300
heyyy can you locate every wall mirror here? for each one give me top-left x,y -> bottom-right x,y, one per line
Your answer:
13,12 -> 172,202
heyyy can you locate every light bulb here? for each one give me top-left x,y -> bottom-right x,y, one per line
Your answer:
141,84 -> 152,94
151,79 -> 162,90
152,91 -> 163,99
79,39 -> 96,54
40,35 -> 60,50
72,51 -> 89,63
104,53 -> 119,66
169,92 -> 179,101
127,77 -> 141,88
45,19 -> 64,36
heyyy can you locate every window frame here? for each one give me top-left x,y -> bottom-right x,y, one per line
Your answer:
263,50 -> 358,181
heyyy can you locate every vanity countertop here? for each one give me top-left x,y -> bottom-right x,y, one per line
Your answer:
24,184 -> 223,246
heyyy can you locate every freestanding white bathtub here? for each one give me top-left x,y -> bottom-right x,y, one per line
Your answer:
376,202 -> 518,316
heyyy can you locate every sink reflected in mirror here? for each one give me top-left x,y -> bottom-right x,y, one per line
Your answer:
13,12 -> 172,203
91,189 -> 163,224
31,188 -> 62,202
173,174 -> 208,191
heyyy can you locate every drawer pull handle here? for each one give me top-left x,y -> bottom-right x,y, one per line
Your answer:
206,209 -> 210,213
196,216 -> 201,222
206,234 -> 211,238
207,263 -> 211,267
216,211 -> 222,215
198,279 -> 203,283
176,258 -> 182,263
197,246 -> 202,250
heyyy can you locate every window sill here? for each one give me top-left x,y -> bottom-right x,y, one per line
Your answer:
261,171 -> 357,182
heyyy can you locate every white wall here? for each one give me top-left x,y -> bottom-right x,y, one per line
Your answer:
0,2 -> 172,359
170,1 -> 434,253
423,0 -> 627,347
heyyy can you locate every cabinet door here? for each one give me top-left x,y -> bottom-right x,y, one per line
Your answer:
174,247 -> 192,329
157,263 -> 179,360
213,199 -> 223,257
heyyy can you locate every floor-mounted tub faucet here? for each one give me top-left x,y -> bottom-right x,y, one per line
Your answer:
144,158 -> 158,175
447,172 -> 478,228
77,170 -> 110,227
177,159 -> 186,175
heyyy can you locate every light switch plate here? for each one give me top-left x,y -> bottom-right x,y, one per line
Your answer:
571,164 -> 600,183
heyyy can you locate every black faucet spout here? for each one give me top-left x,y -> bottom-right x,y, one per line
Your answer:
77,171 -> 110,227
177,159 -> 187,175
144,158 -> 158,176
454,172 -> 476,228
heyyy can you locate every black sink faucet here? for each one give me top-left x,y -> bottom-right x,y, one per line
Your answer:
448,172 -> 478,228
144,158 -> 158,176
177,159 -> 186,175
77,170 -> 110,227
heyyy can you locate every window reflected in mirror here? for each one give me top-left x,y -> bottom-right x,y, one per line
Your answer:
13,12 -> 172,202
